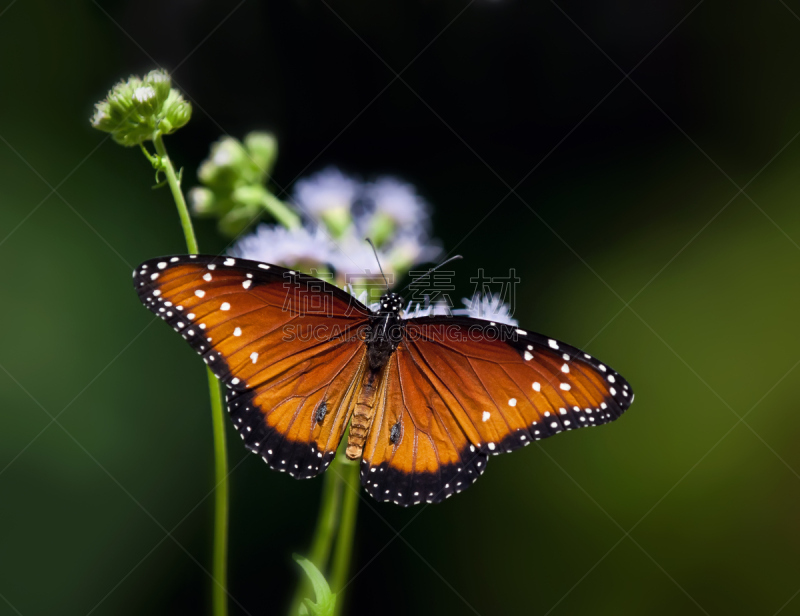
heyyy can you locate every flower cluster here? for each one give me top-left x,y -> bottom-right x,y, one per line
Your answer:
231,167 -> 441,294
90,70 -> 191,146
189,132 -> 299,237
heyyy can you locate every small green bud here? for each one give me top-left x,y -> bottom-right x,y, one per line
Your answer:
198,137 -> 249,189
132,86 -> 159,115
145,69 -> 171,105
161,89 -> 192,135
366,211 -> 396,247
245,132 -> 278,178
90,102 -> 117,133
320,207 -> 352,238
188,187 -> 216,216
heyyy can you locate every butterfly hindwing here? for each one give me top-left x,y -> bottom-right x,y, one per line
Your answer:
359,352 -> 489,506
134,255 -> 371,478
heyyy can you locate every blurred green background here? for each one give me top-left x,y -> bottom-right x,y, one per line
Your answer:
2,1 -> 800,614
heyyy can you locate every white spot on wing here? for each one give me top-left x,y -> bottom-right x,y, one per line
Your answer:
482,411 -> 491,422
548,339 -> 558,349
250,352 -> 259,363
220,302 -> 231,311
560,383 -> 571,391
195,290 -> 205,298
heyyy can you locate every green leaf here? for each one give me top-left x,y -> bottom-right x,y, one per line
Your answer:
293,555 -> 336,616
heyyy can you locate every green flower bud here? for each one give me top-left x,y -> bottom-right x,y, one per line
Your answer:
90,101 -> 118,133
320,207 -> 352,238
245,132 -> 278,178
90,69 -> 191,145
161,89 -> 192,134
191,132 -> 300,234
198,137 -> 249,190
387,250 -> 415,277
133,86 -> 158,115
366,211 -> 396,247
145,69 -> 171,105
188,187 -> 216,216
106,89 -> 136,123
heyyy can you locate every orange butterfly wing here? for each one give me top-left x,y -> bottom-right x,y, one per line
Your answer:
134,255 -> 370,478
360,317 -> 633,505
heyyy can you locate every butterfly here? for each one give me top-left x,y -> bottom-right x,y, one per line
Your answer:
134,255 -> 633,506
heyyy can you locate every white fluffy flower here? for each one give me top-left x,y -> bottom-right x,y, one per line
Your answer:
364,177 -> 431,230
327,231 -> 394,283
230,224 -> 336,270
384,232 -> 442,274
293,167 -> 359,217
452,293 -> 518,326
400,297 -> 451,319
326,230 -> 437,285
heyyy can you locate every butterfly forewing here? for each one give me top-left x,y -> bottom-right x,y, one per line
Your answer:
134,255 -> 370,478
408,318 -> 631,449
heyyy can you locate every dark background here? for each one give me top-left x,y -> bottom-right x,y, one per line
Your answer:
2,1 -> 800,614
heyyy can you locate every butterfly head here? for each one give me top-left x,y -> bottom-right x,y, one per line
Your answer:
378,292 -> 403,314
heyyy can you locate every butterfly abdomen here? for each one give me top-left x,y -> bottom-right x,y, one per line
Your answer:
346,369 -> 383,460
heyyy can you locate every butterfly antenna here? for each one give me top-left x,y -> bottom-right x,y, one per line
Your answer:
366,238 -> 390,290
399,254 -> 463,293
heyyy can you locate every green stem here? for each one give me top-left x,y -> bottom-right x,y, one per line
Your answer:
288,466 -> 343,615
308,469 -> 343,571
287,429 -> 361,616
208,367 -> 229,616
262,192 -> 302,229
151,132 -> 229,616
152,133 -> 200,253
328,454 -> 360,615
